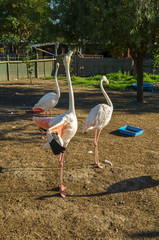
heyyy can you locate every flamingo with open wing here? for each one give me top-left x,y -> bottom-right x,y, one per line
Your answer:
33,51 -> 78,197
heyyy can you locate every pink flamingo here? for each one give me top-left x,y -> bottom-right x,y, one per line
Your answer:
82,76 -> 113,168
32,62 -> 60,116
33,51 -> 78,197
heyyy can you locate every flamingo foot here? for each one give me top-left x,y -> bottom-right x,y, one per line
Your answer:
95,162 -> 103,169
60,190 -> 66,198
60,184 -> 66,191
59,185 -> 66,198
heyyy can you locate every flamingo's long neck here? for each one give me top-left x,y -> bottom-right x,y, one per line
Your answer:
100,79 -> 113,110
65,64 -> 75,115
54,65 -> 60,99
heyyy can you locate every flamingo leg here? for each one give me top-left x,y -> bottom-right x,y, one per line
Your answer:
39,128 -> 45,139
41,130 -> 45,139
59,152 -> 66,197
33,117 -> 51,139
94,129 -> 103,168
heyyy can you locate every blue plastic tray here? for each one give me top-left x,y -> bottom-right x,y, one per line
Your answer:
119,125 -> 144,137
132,82 -> 155,92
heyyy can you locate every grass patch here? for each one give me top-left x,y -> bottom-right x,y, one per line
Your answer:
40,76 -> 65,80
71,72 -> 159,90
40,72 -> 159,90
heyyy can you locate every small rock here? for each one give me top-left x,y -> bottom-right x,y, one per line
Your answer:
118,201 -> 125,204
87,151 -> 93,154
114,228 -> 118,232
84,185 -> 89,191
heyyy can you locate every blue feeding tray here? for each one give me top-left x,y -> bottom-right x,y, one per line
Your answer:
132,82 -> 155,92
119,125 -> 144,137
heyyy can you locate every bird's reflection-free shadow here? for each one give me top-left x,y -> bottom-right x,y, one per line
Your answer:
36,187 -> 60,200
131,231 -> 159,238
0,166 -> 4,173
36,176 -> 159,199
106,176 -> 159,194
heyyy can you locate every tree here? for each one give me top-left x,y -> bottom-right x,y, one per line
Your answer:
105,0 -> 159,102
51,0 -> 159,102
50,0 -> 103,48
152,48 -> 159,75
0,0 -> 52,53
22,47 -> 35,85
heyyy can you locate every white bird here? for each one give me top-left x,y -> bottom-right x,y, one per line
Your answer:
33,51 -> 78,197
82,76 -> 113,168
32,62 -> 60,116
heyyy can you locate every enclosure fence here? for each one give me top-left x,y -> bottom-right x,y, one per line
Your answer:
0,55 -> 155,81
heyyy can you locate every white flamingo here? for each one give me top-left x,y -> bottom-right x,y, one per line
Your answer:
33,51 -> 78,197
32,62 -> 60,116
82,76 -> 113,168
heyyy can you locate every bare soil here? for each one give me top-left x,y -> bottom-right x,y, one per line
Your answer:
0,78 -> 159,240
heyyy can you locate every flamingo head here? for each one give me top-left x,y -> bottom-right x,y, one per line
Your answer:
101,75 -> 109,85
56,62 -> 60,69
63,50 -> 74,67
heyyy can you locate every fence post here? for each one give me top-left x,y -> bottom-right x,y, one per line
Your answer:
36,53 -> 39,79
74,55 -> 77,75
17,62 -> 19,80
17,54 -> 20,80
53,59 -> 56,75
7,55 -> 10,81
44,61 -> 46,77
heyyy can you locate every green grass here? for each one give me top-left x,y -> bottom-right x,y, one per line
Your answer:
71,72 -> 159,90
40,72 -> 159,90
40,76 -> 65,80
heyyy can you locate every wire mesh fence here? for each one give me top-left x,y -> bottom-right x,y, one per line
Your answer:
0,54 -> 156,81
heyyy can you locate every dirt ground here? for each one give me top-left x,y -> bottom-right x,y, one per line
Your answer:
0,78 -> 159,240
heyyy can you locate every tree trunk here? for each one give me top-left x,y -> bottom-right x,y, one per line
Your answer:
134,55 -> 144,103
29,73 -> 32,85
136,57 -> 144,103
129,47 -> 146,103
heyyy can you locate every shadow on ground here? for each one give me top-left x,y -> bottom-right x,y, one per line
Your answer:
130,231 -> 159,238
36,176 -> 159,199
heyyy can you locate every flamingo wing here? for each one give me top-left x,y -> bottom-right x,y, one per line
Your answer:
43,118 -> 68,155
48,119 -> 68,139
33,92 -> 58,111
82,104 -> 112,133
33,116 -> 51,130
44,112 -> 77,149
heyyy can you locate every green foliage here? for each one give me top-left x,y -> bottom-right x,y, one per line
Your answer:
105,0 -> 159,55
40,76 -> 65,80
51,0 -> 159,102
51,0 -> 159,55
71,72 -> 159,90
0,0 -> 51,52
152,50 -> 159,74
22,48 -> 36,84
71,75 -> 99,87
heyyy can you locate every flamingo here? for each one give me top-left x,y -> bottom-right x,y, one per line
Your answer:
33,50 -> 78,197
82,76 -> 113,168
32,62 -> 60,116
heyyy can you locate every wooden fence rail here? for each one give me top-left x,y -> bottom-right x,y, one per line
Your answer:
0,57 -> 56,81
0,55 -> 156,81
